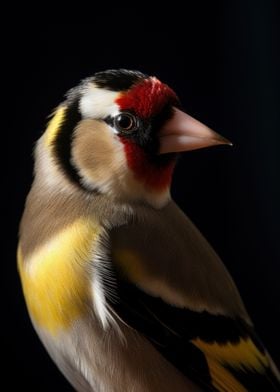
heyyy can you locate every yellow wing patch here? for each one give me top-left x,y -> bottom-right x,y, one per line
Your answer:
192,338 -> 269,392
206,358 -> 247,392
44,106 -> 66,147
193,337 -> 268,371
18,219 -> 100,335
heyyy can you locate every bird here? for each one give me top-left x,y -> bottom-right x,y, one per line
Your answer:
18,69 -> 280,391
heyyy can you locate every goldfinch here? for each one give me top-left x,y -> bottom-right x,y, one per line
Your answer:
18,69 -> 280,391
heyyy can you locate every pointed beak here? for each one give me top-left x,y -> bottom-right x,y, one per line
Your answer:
159,108 -> 232,154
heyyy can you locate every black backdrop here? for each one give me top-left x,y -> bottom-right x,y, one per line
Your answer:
4,2 -> 280,390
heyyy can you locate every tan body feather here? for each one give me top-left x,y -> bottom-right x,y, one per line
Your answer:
18,143 -> 202,390
18,149 -> 249,391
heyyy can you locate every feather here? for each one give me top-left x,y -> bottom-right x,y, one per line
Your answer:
104,200 -> 280,391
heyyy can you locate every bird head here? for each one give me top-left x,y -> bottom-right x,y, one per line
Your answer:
41,69 -> 230,207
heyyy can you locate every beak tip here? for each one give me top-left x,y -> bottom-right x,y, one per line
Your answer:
218,137 -> 233,147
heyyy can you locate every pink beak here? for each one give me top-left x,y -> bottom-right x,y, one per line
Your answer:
159,108 -> 232,154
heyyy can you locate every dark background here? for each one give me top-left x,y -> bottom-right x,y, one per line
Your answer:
3,2 -> 280,390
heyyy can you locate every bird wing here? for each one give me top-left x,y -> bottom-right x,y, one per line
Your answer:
102,201 -> 280,392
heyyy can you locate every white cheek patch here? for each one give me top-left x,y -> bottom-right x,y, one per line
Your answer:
80,84 -> 120,119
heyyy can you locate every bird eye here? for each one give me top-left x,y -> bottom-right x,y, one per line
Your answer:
114,113 -> 138,132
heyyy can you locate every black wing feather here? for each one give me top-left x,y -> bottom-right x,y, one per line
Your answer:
100,260 -> 280,392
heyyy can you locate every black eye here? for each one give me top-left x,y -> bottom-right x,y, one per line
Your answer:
114,112 -> 138,132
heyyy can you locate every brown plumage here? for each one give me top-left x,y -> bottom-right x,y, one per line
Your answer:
18,69 -> 280,391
